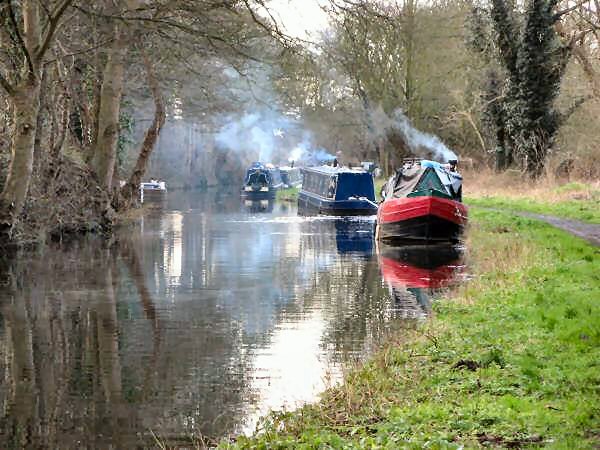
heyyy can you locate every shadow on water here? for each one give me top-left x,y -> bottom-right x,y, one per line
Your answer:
0,190 -> 467,447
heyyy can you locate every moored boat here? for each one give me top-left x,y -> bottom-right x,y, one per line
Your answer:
140,180 -> 167,204
241,162 -> 284,199
298,166 -> 378,216
377,159 -> 468,243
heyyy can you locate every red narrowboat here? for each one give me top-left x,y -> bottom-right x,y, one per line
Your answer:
377,159 -> 467,243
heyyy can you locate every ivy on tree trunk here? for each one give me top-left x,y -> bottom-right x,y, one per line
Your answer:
470,0 -> 575,177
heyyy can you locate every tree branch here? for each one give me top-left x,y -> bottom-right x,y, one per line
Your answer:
0,71 -> 14,94
7,0 -> 35,77
558,95 -> 591,126
43,37 -> 115,66
553,0 -> 591,21
36,0 -> 73,62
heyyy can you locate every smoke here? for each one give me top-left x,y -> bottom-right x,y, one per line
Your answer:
287,136 -> 335,165
215,111 -> 288,162
215,108 -> 337,166
370,106 -> 457,162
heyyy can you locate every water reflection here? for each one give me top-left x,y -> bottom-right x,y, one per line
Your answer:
378,244 -> 465,318
0,190 -> 466,447
242,199 -> 274,213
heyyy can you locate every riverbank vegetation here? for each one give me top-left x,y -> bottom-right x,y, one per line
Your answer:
226,209 -> 600,448
275,187 -> 299,202
463,169 -> 600,223
0,1 -> 281,246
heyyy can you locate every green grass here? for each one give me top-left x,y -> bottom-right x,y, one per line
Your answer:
553,182 -> 591,193
276,187 -> 299,202
223,209 -> 600,449
466,195 -> 600,224
374,177 -> 387,199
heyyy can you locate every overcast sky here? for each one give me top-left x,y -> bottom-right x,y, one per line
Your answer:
267,0 -> 330,39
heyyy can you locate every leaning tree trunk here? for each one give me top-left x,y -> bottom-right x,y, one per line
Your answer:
0,80 -> 41,229
92,25 -> 125,193
120,52 -> 165,208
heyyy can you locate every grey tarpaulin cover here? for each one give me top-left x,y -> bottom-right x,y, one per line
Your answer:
383,160 -> 462,200
384,165 -> 427,199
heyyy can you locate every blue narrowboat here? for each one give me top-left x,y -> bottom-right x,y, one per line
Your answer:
241,162 -> 284,199
298,166 -> 378,216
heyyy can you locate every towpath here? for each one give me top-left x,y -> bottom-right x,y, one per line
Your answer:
518,212 -> 600,248
472,205 -> 600,247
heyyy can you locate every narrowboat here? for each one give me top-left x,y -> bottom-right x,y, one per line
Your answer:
140,180 -> 167,204
279,166 -> 302,188
241,162 -> 284,199
298,166 -> 378,216
377,159 -> 468,243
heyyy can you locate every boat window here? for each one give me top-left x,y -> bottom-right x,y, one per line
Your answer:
327,177 -> 337,199
247,170 -> 269,186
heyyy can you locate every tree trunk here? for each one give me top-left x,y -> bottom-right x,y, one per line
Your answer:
92,25 -> 125,192
50,93 -> 70,161
120,51 -> 165,206
0,80 -> 41,227
33,67 -> 48,167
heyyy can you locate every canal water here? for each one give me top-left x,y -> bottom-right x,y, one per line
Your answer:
0,190 -> 465,448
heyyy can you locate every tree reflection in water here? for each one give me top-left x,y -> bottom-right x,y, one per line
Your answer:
0,191 -> 466,447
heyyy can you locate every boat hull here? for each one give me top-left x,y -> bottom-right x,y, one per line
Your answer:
377,196 -> 467,243
240,188 -> 277,199
298,191 -> 377,216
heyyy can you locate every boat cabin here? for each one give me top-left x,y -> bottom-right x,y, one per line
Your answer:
140,180 -> 167,204
242,162 -> 284,198
382,159 -> 463,202
298,166 -> 377,216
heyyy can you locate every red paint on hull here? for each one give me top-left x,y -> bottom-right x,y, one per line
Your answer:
377,196 -> 468,227
379,256 -> 459,289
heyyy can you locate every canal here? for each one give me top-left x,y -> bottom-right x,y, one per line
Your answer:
0,190 -> 465,448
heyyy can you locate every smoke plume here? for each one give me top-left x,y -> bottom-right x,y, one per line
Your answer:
370,106 -> 457,162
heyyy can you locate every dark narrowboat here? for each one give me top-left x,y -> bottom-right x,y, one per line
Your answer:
241,162 -> 284,199
377,159 -> 468,243
298,166 -> 378,216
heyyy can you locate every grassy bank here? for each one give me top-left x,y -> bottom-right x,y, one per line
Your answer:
465,195 -> 600,224
464,170 -> 600,223
276,187 -> 299,202
224,209 -> 599,448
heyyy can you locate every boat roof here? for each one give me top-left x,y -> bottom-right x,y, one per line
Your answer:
303,165 -> 370,175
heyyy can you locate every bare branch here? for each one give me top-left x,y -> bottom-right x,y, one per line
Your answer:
36,0 -> 73,61
7,1 -> 35,77
0,71 -> 14,94
554,0 -> 592,21
43,37 -> 115,66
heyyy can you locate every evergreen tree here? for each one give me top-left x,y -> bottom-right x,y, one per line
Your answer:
469,0 -> 574,176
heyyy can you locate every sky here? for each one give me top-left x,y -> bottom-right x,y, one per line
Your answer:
266,0 -> 330,39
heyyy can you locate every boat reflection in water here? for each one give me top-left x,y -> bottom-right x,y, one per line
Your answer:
242,198 -> 274,213
377,244 -> 464,318
335,219 -> 375,255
